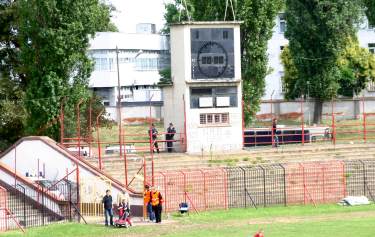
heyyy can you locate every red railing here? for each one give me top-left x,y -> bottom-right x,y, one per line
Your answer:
147,168 -> 228,213
244,98 -> 375,147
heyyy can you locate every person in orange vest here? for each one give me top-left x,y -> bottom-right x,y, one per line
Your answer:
253,229 -> 264,237
150,186 -> 163,223
143,185 -> 155,222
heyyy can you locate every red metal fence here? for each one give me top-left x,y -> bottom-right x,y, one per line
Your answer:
285,161 -> 346,205
148,168 -> 228,213
0,185 -> 7,232
245,98 -> 375,147
148,160 -> 375,213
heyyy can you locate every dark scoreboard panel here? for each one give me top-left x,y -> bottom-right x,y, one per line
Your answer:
191,28 -> 235,79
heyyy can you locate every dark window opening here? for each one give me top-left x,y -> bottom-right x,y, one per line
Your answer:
223,30 -> 228,39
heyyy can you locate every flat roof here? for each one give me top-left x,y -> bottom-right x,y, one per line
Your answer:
170,21 -> 243,26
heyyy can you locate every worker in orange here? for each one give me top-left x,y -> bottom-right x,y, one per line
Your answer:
144,185 -> 155,222
150,186 -> 164,223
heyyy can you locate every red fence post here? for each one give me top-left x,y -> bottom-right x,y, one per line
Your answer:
301,98 -> 305,145
159,172 -> 167,213
221,168 -> 228,210
96,109 -> 104,170
76,99 -> 84,159
331,100 -> 336,145
341,161 -> 347,197
60,97 -> 65,144
242,100 -> 245,148
198,169 -> 207,210
183,95 -> 188,152
362,96 -> 367,143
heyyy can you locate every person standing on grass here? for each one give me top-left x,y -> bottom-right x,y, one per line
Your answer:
150,186 -> 163,223
149,123 -> 160,153
102,189 -> 113,226
272,118 -> 279,147
144,184 -> 155,222
165,123 -> 176,153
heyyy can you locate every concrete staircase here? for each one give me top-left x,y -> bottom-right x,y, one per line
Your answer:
85,143 -> 375,192
6,192 -> 63,229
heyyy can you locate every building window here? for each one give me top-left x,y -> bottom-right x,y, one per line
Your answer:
190,87 -> 238,109
94,58 -> 114,71
199,113 -> 230,125
369,43 -> 375,54
279,13 -> 286,33
195,30 -> 199,39
368,81 -> 375,91
135,58 -> 159,71
223,30 -> 229,39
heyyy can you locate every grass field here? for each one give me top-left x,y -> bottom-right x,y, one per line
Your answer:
3,204 -> 375,237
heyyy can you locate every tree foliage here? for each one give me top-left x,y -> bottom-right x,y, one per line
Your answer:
281,40 -> 375,100
0,0 -> 115,148
163,0 -> 283,124
284,0 -> 361,123
364,0 -> 375,26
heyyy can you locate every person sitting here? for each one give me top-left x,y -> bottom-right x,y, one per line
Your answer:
118,198 -> 132,226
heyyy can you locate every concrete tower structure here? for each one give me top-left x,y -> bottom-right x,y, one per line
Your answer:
163,22 -> 243,153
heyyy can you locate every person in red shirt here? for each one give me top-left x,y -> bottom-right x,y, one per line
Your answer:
253,229 -> 264,237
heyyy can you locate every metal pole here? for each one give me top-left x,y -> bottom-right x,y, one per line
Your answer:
301,98 -> 305,145
242,100 -> 245,148
271,93 -> 274,147
88,98 -> 93,157
183,95 -> 188,152
362,96 -> 366,143
77,99 -> 84,159
331,100 -> 336,146
96,109 -> 104,170
279,163 -> 287,206
116,46 -> 123,161
239,167 -> 247,208
149,95 -> 155,186
60,97 -> 65,143
259,166 -> 266,207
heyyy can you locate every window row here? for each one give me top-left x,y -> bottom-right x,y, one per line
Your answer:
93,57 -> 165,71
199,113 -> 229,125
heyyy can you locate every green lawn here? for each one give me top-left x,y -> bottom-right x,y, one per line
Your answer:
3,204 -> 375,237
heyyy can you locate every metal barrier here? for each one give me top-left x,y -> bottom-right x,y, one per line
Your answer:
0,181 -> 78,230
149,168 -> 228,213
245,98 -> 375,147
0,185 -> 7,232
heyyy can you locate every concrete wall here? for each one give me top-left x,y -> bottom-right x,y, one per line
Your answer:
106,105 -> 163,121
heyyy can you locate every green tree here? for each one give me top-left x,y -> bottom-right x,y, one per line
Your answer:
163,0 -> 283,124
282,40 -> 375,102
364,0 -> 375,26
9,0 -> 115,141
285,0 -> 361,123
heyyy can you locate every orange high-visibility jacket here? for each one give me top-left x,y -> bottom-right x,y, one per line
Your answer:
144,190 -> 151,204
151,191 -> 163,206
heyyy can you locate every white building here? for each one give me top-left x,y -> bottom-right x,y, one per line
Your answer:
88,23 -> 170,121
263,14 -> 375,101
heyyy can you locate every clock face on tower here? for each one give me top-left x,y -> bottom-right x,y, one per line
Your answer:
197,41 -> 228,78
191,28 -> 234,80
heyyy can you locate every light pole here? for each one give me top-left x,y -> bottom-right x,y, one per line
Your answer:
115,46 -> 143,187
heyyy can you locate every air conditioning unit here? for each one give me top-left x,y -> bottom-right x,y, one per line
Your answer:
216,96 -> 230,107
199,97 -> 213,107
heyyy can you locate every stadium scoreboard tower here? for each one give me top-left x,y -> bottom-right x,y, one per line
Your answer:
163,21 -> 243,153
